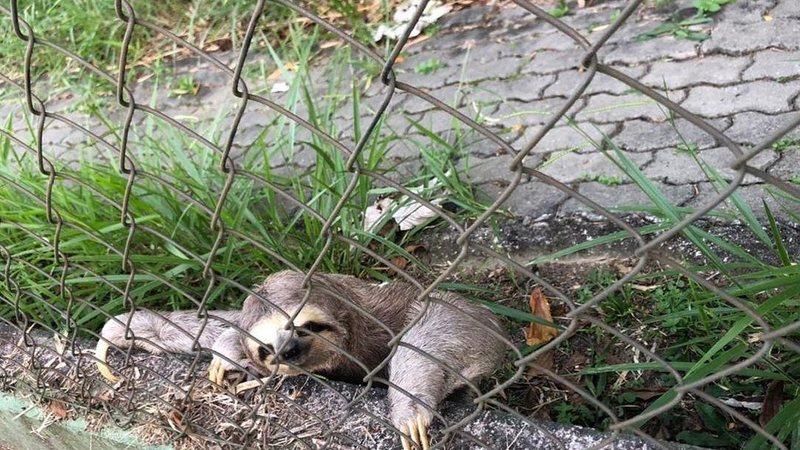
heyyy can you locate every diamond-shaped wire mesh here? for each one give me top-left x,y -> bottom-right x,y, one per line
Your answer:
1,0 -> 799,449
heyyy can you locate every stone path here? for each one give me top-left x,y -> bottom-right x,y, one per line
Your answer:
4,0 -> 800,221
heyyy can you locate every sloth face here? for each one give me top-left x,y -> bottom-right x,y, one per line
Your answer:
244,306 -> 344,376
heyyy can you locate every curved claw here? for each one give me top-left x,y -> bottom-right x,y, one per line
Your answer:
208,356 -> 227,387
399,414 -> 430,450
95,339 -> 120,384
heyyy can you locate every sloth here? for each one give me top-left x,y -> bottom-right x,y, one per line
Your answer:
95,271 -> 508,450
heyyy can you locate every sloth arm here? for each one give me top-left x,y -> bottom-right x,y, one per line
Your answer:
387,296 -> 507,450
208,327 -> 251,386
96,309 -> 241,383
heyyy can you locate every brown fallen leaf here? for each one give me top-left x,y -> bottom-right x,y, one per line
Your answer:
168,409 -> 186,432
267,62 -> 298,81
390,256 -> 409,271
525,288 -> 558,346
760,380 -> 784,427
47,400 -> 69,420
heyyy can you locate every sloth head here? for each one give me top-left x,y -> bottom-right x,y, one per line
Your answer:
243,304 -> 347,376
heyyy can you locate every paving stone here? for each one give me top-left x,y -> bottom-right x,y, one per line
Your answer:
438,4 -> 495,28
501,181 -> 569,217
470,73 -> 556,104
701,18 -> 800,54
682,81 -> 800,117
714,0 -> 775,24
544,66 -> 647,97
447,56 -> 525,84
605,19 -> 661,46
641,55 -> 750,89
520,50 -> 581,75
644,146 -> 778,184
600,37 -> 698,65
576,90 -> 688,123
407,108 -> 485,136
742,49 -> 800,81
417,26 -> 494,53
400,84 -> 471,115
461,129 -> 521,157
534,150 -> 652,184
768,148 -> 800,180
519,122 -> 618,154
528,31 -> 585,52
495,4 -> 538,24
725,111 -> 800,146
489,97 -> 584,130
560,182 -> 695,213
687,182 -> 800,217
771,0 -> 800,18
462,155 -> 517,184
614,118 -> 730,153
396,64 -> 460,90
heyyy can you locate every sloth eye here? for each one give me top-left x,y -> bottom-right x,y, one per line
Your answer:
297,321 -> 331,337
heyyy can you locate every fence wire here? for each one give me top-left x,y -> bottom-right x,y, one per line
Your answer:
0,0 -> 799,449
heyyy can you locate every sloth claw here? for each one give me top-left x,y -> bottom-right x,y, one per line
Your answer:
208,357 -> 226,387
400,414 -> 430,450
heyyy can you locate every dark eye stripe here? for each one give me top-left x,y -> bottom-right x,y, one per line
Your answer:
257,345 -> 273,360
299,321 -> 332,334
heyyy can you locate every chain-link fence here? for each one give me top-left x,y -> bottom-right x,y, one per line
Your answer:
1,0 -> 799,449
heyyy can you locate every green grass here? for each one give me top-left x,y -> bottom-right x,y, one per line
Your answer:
0,0 -> 390,89
0,27 -> 490,331
541,114 -> 800,447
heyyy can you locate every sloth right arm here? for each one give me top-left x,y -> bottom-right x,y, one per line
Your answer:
95,309 -> 241,383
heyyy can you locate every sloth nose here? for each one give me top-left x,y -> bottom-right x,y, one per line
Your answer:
275,339 -> 302,361
279,342 -> 301,360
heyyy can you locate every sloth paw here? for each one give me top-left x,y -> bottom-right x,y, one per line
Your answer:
208,356 -> 231,387
399,413 -> 430,450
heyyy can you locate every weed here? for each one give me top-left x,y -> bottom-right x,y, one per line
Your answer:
549,1 -> 571,18
580,173 -> 625,186
791,176 -> 800,185
415,58 -> 443,75
637,0 -> 734,42
676,142 -> 699,154
170,76 -> 200,97
772,137 -> 800,152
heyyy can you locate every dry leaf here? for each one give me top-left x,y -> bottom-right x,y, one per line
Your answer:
525,288 -> 558,346
760,380 -> 784,426
404,244 -> 426,255
630,284 -> 659,292
168,410 -> 186,432
390,256 -> 409,271
47,400 -> 69,420
97,390 -> 114,402
203,37 -> 232,52
267,62 -> 298,81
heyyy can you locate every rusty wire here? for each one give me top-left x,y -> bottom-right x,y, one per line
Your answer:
0,0 -> 798,449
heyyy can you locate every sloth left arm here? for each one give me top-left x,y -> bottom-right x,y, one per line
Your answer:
208,327 -> 250,386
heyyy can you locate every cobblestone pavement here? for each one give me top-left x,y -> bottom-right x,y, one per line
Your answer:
5,0 -> 800,221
